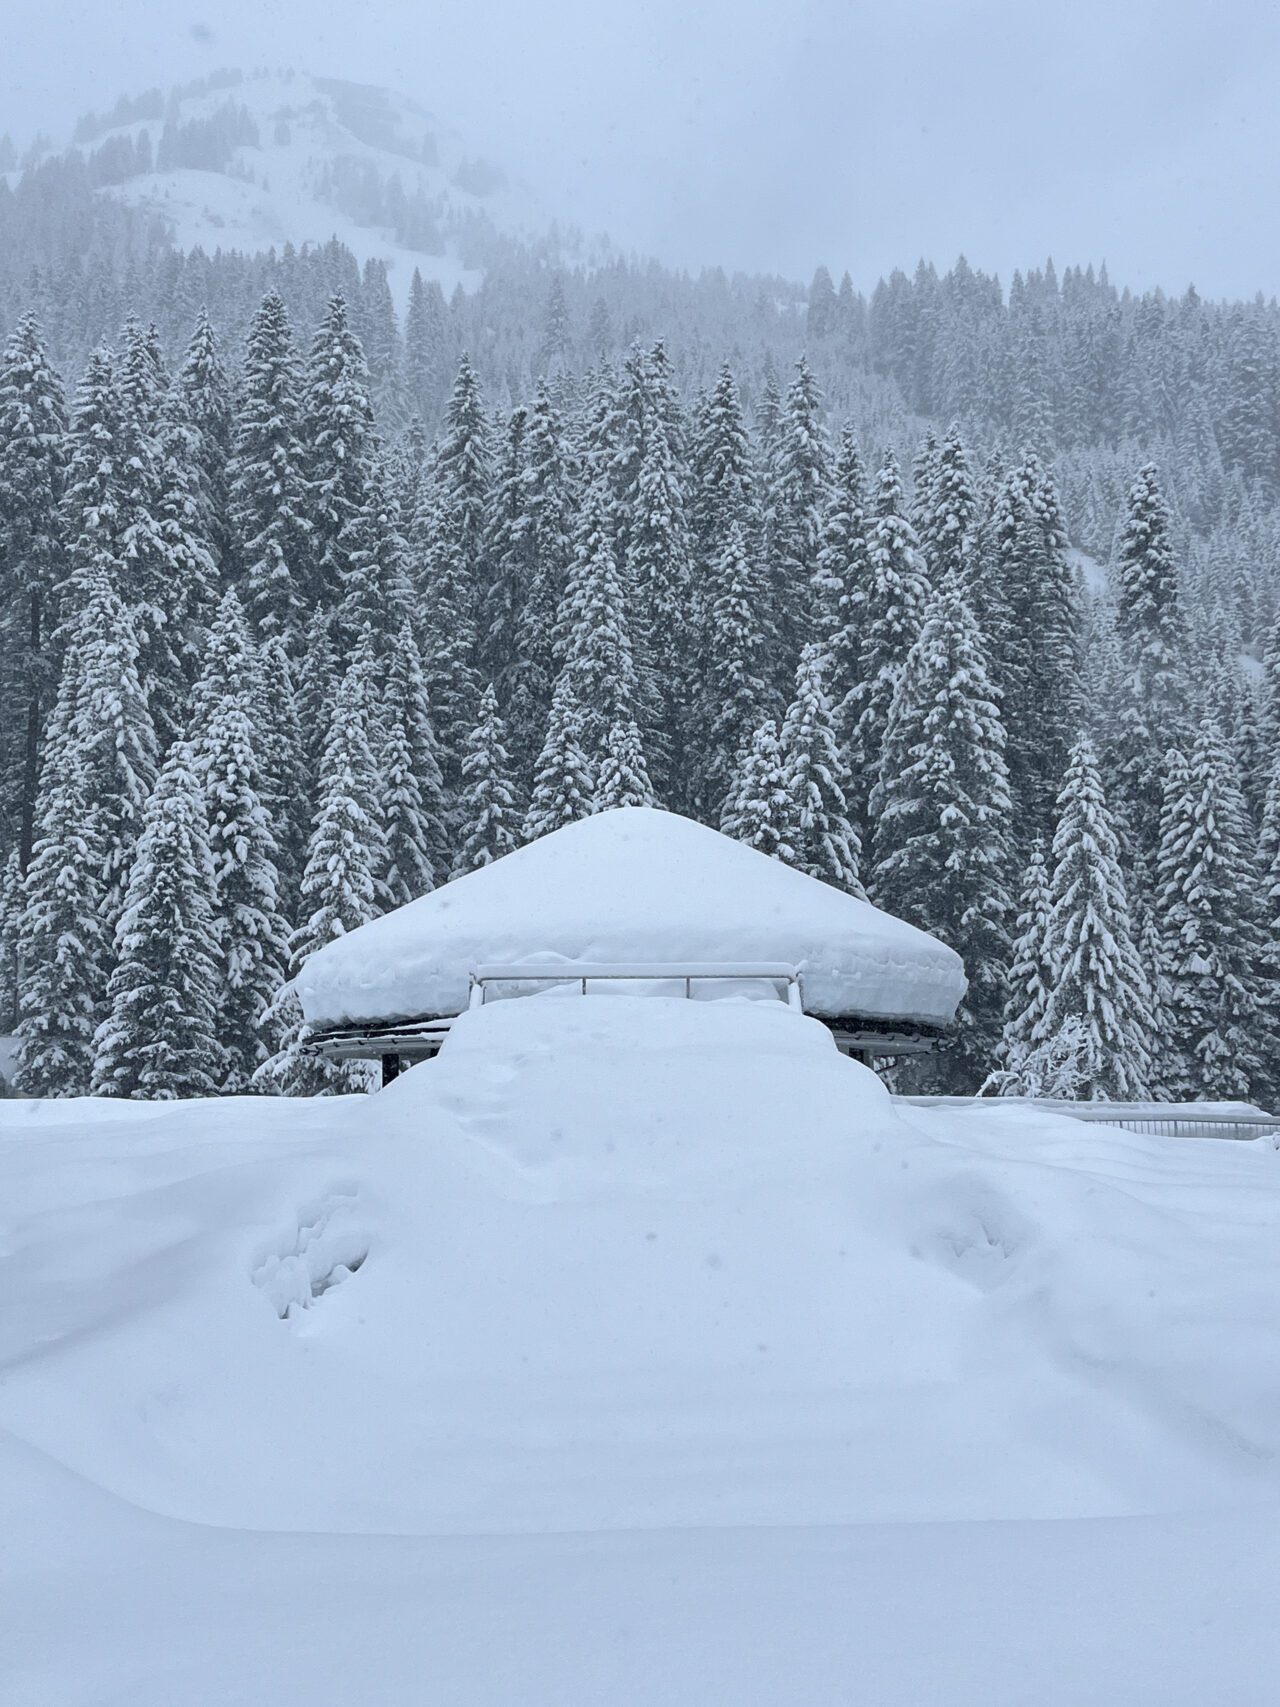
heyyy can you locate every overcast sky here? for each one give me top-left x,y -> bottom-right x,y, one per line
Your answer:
6,0 -> 1279,299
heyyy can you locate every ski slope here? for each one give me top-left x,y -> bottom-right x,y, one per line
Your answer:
2,995 -> 1279,1703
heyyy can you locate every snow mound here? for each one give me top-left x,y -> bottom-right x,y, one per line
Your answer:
296,807 -> 967,1029
4,997 -> 1280,1701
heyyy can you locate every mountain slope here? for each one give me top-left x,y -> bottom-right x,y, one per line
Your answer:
57,69 -> 607,301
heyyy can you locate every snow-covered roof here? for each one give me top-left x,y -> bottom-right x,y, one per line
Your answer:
297,808 -> 967,1030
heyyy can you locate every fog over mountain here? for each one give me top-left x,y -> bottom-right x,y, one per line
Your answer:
6,0 -> 1280,297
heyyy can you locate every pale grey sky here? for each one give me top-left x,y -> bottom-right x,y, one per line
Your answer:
5,0 -> 1279,299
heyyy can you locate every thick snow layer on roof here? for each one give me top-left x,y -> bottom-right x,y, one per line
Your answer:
297,807 -> 966,1028
3,998 -> 1280,1701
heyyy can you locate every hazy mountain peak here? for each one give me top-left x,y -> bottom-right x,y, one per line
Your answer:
56,68 -> 606,301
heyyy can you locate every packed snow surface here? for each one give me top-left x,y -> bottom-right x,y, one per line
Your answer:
297,806 -> 968,1029
3,996 -> 1279,1704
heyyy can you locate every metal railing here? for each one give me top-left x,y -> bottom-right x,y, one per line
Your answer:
896,1096 -> 1280,1142
468,962 -> 804,1010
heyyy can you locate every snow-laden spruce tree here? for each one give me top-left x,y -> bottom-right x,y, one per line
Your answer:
91,743 -> 223,1099
1260,754 -> 1280,1106
0,311 -> 67,872
1151,744 -> 1196,1095
985,840 -> 1055,1095
0,850 -> 21,1032
334,449 -> 415,664
595,716 -> 656,812
776,644 -> 863,895
524,674 -> 595,841
870,571 -> 1013,1087
767,356 -> 830,671
694,515 -> 774,820
67,565 -> 159,941
297,293 -> 382,615
916,423 -> 976,590
626,397 -> 693,801
114,320 -> 194,751
1030,736 -> 1152,1100
193,592 -> 290,1092
410,352 -> 492,771
1154,718 -> 1268,1102
256,653 -> 387,1096
502,383 -> 574,781
844,451 -> 930,835
452,685 -> 522,877
813,422 -> 869,719
689,362 -> 755,572
254,636 -> 309,919
719,718 -> 792,860
379,622 -> 447,904
1111,463 -> 1189,887
14,748 -> 108,1097
229,290 -> 308,649
984,454 -> 1081,840
57,345 -> 122,630
403,268 -> 448,428
554,480 -> 644,773
175,305 -> 233,575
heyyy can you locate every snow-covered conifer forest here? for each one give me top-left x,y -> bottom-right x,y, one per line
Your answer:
1,80 -> 1278,1104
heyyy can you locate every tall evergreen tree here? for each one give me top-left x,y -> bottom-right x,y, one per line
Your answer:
986,840 -> 1054,1094
1033,736 -> 1152,1099
554,481 -> 643,775
844,451 -> 930,833
776,644 -> 863,894
870,572 -> 1013,1086
985,454 -> 1082,837
14,747 -> 108,1097
411,353 -> 492,777
916,423 -> 976,590
694,515 -> 774,819
595,716 -> 656,812
0,312 -> 67,872
524,674 -> 595,841
175,305 -> 233,574
452,685 -> 522,876
379,622 -> 446,904
229,290 -> 308,649
1111,463 -> 1189,887
767,355 -> 830,671
257,653 -> 386,1096
1154,719 -> 1268,1100
193,592 -> 290,1092
67,565 -> 159,939
505,384 -> 574,778
626,397 -> 692,798
814,423 -> 870,728
91,743 -> 223,1099
0,850 -> 21,1033
719,717 -> 792,859
297,293 -> 381,618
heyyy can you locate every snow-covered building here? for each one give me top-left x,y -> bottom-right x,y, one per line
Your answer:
297,808 -> 966,1079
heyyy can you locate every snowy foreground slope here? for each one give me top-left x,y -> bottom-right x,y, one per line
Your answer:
3,998 -> 1280,1705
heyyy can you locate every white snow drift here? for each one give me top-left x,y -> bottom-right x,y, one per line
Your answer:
2,995 -> 1279,1704
296,806 -> 967,1029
